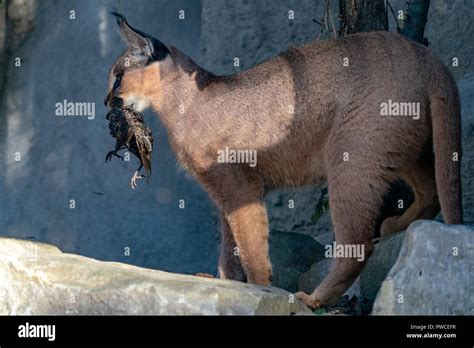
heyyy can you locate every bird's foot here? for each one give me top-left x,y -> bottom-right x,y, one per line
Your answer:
105,151 -> 124,162
130,171 -> 145,189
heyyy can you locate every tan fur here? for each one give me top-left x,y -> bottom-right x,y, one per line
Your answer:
107,28 -> 462,308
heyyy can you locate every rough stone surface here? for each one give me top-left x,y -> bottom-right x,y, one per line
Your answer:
0,237 -> 311,315
390,0 -> 474,80
269,231 -> 325,292
0,0 -> 37,95
314,232 -> 334,246
372,221 -> 474,315
265,187 -> 333,239
200,0 -> 336,74
6,0 -> 36,48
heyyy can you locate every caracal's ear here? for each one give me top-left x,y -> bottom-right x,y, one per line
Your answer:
111,11 -> 169,61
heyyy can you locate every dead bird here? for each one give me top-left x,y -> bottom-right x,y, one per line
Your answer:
105,106 -> 153,189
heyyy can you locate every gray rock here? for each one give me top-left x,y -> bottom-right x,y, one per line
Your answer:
200,0 -> 335,75
298,259 -> 360,299
0,0 -> 37,95
6,0 -> 37,48
0,237 -> 311,315
269,231 -> 325,292
372,221 -> 474,315
265,187 -> 333,239
314,232 -> 334,246
389,0 -> 474,79
360,232 -> 405,313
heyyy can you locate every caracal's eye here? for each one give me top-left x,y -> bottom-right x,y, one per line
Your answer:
113,74 -> 123,90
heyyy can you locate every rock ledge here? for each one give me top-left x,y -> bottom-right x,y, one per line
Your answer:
0,238 -> 311,315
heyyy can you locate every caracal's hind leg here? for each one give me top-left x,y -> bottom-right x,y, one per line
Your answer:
381,152 -> 440,236
297,161 -> 389,308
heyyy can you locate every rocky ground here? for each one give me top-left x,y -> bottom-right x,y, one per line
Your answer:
0,236 -> 311,315
1,220 -> 472,315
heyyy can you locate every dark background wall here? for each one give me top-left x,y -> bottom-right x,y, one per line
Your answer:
0,0 -> 216,274
0,0 -> 472,275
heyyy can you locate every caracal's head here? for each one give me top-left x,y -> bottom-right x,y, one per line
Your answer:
104,12 -> 172,112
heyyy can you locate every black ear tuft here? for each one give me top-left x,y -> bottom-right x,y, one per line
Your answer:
110,10 -> 127,26
110,10 -> 153,58
110,9 -> 126,26
110,9 -> 170,62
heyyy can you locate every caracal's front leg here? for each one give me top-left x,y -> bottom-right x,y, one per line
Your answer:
198,167 -> 272,286
225,200 -> 272,285
218,213 -> 247,282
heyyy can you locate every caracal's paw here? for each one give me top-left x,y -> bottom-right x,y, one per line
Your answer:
380,216 -> 404,237
295,291 -> 323,310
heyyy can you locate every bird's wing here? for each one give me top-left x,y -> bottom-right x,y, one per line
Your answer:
143,135 -> 153,152
134,128 -> 152,177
